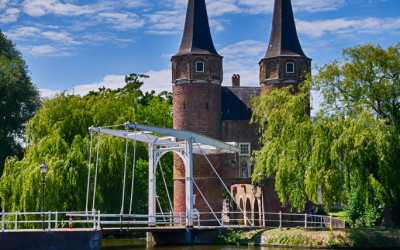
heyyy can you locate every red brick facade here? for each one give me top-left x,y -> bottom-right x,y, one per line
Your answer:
171,0 -> 311,224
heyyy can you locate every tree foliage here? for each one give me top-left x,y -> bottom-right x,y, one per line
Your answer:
0,73 -> 173,225
251,44 -> 400,227
0,30 -> 40,175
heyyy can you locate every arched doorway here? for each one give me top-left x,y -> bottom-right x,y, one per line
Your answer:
245,197 -> 251,226
239,198 -> 244,225
254,197 -> 260,226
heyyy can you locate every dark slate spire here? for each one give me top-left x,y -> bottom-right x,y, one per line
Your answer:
176,0 -> 219,56
264,0 -> 307,59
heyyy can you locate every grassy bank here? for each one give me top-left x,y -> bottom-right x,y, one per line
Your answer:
217,228 -> 400,248
260,228 -> 400,248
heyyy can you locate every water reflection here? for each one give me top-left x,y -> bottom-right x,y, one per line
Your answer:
102,238 -> 288,250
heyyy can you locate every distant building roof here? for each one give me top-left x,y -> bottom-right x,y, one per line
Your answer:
221,87 -> 261,121
263,0 -> 308,59
175,0 -> 220,56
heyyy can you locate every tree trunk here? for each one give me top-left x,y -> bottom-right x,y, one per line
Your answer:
381,199 -> 395,228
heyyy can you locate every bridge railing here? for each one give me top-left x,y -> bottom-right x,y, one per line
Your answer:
0,211 -> 97,231
1,210 -> 344,231
194,211 -> 339,229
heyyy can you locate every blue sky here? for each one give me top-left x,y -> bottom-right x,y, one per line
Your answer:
1,0 -> 400,101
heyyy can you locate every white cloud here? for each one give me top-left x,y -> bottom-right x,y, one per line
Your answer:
238,0 -> 347,14
0,0 -> 8,9
0,7 -> 20,23
5,26 -> 80,50
297,17 -> 400,38
142,69 -> 171,93
237,0 -> 274,15
42,31 -> 81,44
22,0 -> 96,17
19,44 -> 71,57
39,88 -> 60,98
98,12 -> 145,30
145,10 -> 184,34
121,0 -> 150,9
39,70 -> 172,98
220,40 -> 267,86
4,26 -> 41,40
207,0 -> 241,17
293,0 -> 347,13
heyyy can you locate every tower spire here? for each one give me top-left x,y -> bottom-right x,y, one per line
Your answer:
171,0 -> 223,85
259,0 -> 311,90
264,0 -> 307,59
176,0 -> 219,56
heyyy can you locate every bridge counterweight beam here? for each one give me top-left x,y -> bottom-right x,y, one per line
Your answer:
184,140 -> 194,227
148,143 -> 157,226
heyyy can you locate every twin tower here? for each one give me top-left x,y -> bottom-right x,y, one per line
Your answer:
171,0 -> 311,219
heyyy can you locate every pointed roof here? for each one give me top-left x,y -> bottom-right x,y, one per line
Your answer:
175,0 -> 220,56
263,0 -> 307,59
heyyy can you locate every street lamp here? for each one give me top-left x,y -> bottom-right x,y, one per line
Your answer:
257,172 -> 266,188
39,161 -> 48,230
252,186 -> 257,196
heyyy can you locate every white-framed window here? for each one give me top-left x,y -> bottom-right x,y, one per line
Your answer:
196,61 -> 204,72
239,143 -> 251,156
286,62 -> 295,73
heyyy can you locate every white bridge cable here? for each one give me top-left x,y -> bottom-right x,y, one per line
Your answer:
92,131 -> 101,211
192,178 -> 222,226
85,131 -> 94,214
156,196 -> 167,222
129,129 -> 137,215
120,130 -> 129,215
195,141 -> 251,225
158,161 -> 173,212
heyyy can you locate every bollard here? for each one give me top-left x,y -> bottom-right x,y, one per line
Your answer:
304,213 -> 307,228
69,216 -> 72,229
48,211 -> 51,231
55,212 -> 58,229
14,212 -> 18,230
279,211 -> 282,229
1,210 -> 4,232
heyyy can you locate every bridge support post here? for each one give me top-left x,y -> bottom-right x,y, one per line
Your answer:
148,144 -> 157,226
184,140 -> 194,227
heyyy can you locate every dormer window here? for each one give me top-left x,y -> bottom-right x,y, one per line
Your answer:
196,61 -> 204,72
286,62 -> 295,73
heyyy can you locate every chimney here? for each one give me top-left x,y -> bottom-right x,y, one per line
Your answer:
231,74 -> 240,87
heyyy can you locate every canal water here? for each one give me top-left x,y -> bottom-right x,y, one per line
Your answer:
102,238 -> 289,250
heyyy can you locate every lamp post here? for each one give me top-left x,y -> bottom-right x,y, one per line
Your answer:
257,172 -> 265,188
252,186 -> 257,196
39,161 -> 48,230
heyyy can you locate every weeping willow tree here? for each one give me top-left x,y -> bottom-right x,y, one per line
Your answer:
0,73 -> 173,223
251,44 -> 400,227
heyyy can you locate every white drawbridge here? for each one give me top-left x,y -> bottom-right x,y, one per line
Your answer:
85,122 -> 240,227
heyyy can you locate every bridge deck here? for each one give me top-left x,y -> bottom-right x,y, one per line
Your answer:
102,225 -> 264,233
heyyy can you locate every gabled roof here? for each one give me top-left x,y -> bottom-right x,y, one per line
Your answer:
175,0 -> 220,56
263,0 -> 308,59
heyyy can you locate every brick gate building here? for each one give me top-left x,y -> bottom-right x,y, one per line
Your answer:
171,0 -> 311,224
